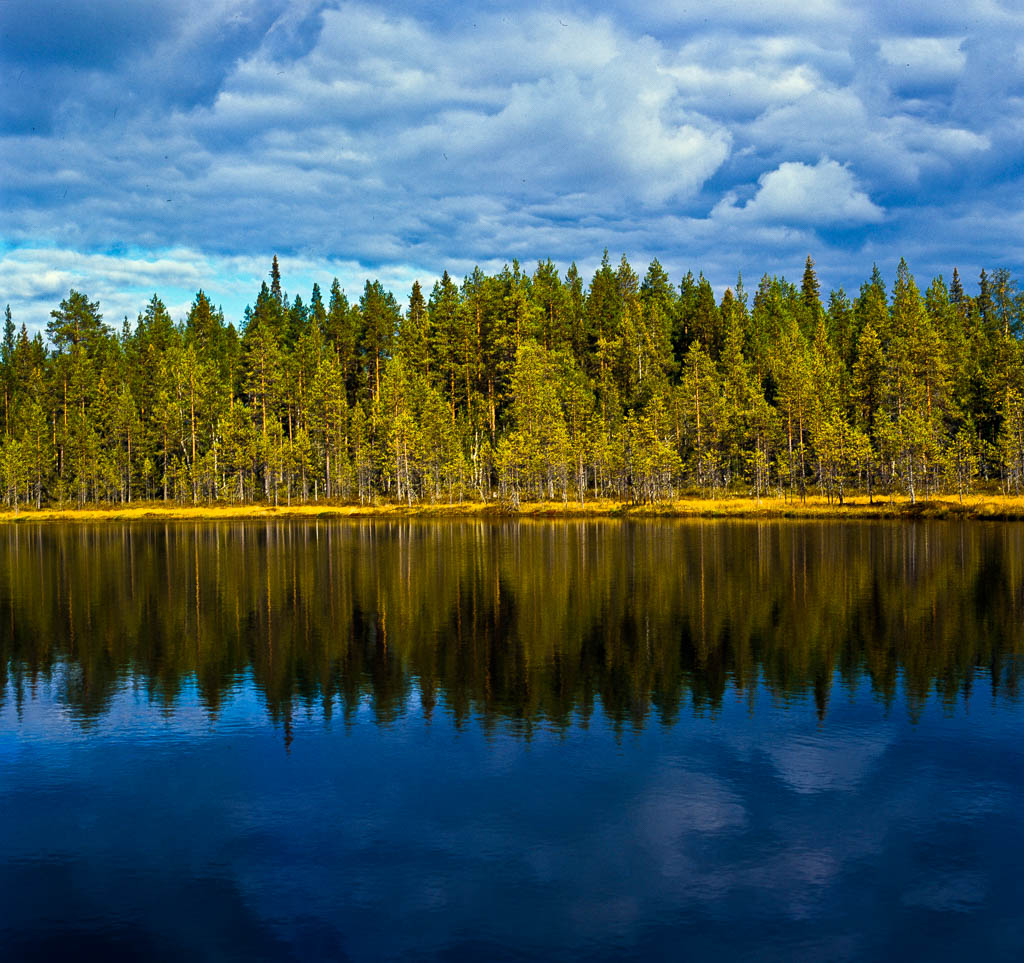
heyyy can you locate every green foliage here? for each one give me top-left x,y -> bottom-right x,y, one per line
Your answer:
6,254 -> 1024,508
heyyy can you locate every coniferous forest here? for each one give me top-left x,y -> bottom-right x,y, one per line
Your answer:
3,253 -> 1024,509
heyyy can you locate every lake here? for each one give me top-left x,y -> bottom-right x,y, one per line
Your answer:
2,519 -> 1023,960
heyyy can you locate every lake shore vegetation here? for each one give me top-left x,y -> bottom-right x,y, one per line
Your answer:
3,254 -> 1024,513
7,494 -> 1024,523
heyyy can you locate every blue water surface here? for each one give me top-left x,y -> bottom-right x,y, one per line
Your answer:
1,520 -> 1023,961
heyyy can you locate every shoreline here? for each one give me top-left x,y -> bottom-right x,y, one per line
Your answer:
3,494 -> 1024,523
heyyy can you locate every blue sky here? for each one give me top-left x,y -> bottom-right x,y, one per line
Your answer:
3,0 -> 1024,330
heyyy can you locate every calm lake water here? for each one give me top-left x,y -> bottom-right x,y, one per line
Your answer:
2,519 -> 1023,961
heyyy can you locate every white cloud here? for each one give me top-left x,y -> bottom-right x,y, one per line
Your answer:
3,0 -> 1024,303
713,158 -> 884,225
0,246 -> 433,335
195,7 -> 733,206
667,61 -> 822,118
878,36 -> 966,74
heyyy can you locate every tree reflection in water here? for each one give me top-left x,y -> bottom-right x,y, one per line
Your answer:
1,520 -> 1021,738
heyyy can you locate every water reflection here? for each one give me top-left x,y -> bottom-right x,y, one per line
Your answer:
1,519 -> 1021,735
4,521 -> 1024,960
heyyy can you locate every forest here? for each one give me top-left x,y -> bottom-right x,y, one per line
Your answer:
2,253 -> 1023,508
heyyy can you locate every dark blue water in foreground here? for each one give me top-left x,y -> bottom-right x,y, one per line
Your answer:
1,520 -> 1023,960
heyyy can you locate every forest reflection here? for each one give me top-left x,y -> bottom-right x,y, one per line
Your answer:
1,520 -> 1022,735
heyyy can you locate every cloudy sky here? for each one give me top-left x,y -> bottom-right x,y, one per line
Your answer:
3,0 -> 1024,330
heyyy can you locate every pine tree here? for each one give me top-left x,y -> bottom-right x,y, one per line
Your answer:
270,255 -> 283,304
1,306 -> 14,363
679,341 -> 723,491
564,263 -> 587,367
801,255 -> 823,330
950,267 -> 965,307
398,280 -> 430,376
360,280 -> 400,404
532,259 -> 568,351
48,290 -> 109,353
310,282 -> 327,332
1,306 -> 15,438
585,251 -> 622,384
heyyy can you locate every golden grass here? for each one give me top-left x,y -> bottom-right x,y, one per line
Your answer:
511,493 -> 1024,519
4,492 -> 1024,523
0,501 -> 495,524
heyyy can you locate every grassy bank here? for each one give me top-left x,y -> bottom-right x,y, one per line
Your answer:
3,493 -> 1024,523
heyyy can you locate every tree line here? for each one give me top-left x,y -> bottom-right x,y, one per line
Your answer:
3,253 -> 1024,508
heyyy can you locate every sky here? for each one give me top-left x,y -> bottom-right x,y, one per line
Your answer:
3,0 -> 1024,332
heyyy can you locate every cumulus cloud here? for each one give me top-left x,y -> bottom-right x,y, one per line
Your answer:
714,158 -> 884,225
2,0 -> 1024,324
